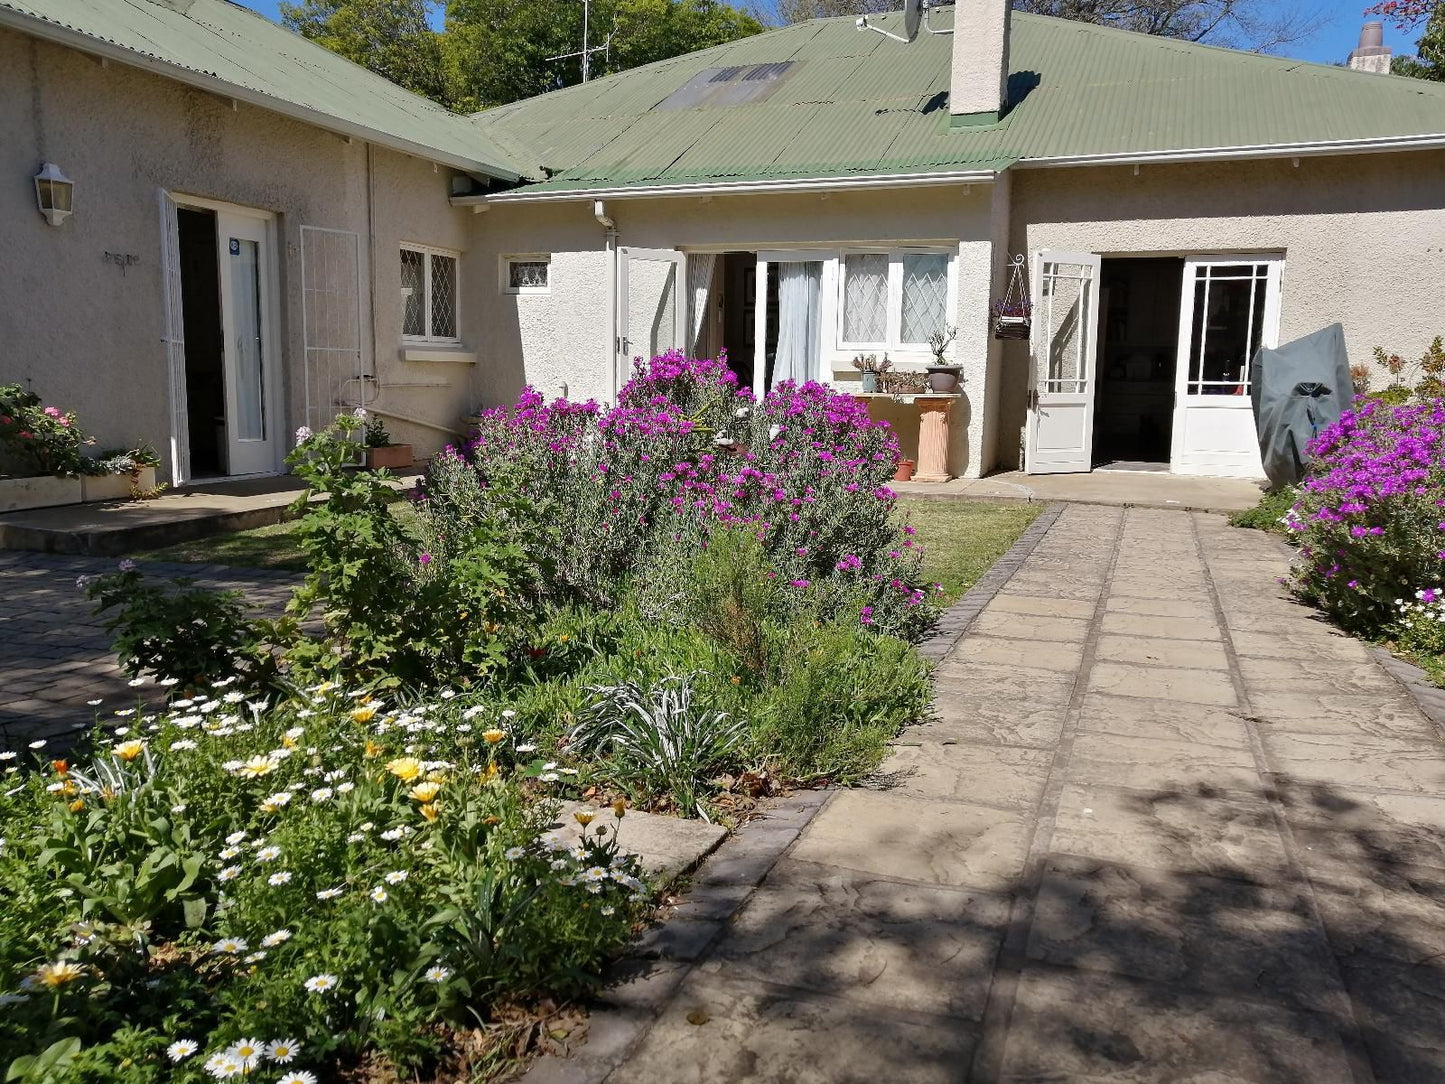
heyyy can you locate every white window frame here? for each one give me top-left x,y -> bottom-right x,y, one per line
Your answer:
400,242 -> 461,345
834,247 -> 957,356
502,254 -> 551,295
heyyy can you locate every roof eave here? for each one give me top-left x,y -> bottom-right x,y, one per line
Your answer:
486,168 -> 1003,203
1019,132 -> 1445,169
0,7 -> 529,183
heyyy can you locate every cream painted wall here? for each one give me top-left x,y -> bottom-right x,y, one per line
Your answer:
470,184 -> 1000,476
0,28 -> 476,481
997,152 -> 1445,470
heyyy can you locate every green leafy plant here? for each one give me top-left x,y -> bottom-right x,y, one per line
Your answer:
362,414 -> 392,448
571,673 -> 747,819
0,384 -> 95,477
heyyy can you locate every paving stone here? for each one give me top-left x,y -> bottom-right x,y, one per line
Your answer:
1228,629 -> 1374,664
1105,596 -> 1220,621
1338,956 -> 1445,1083
880,741 -> 1053,811
989,593 -> 1096,620
1099,611 -> 1222,641
1260,730 -> 1445,794
1067,730 -> 1259,794
711,858 -> 1010,1019
1238,656 -> 1402,698
1087,660 -> 1239,707
998,966 -> 1356,1083
969,611 -> 1091,643
546,802 -> 727,882
790,789 -> 1033,891
1094,633 -> 1231,671
952,634 -> 1084,674
1075,692 -> 1253,748
1026,854 -> 1347,1017
1051,782 -> 1291,883
1248,692 -> 1442,741
614,968 -> 977,1084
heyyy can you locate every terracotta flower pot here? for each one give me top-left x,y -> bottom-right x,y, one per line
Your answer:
365,444 -> 414,470
893,458 -> 916,482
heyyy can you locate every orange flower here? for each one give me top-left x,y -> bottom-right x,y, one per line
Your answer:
573,810 -> 595,827
482,728 -> 506,745
419,802 -> 440,822
51,759 -> 69,777
68,799 -> 85,812
611,798 -> 627,818
364,739 -> 383,758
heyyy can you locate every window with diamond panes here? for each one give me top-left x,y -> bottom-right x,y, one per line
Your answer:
900,253 -> 948,345
400,245 -> 461,342
508,260 -> 549,291
841,253 -> 888,343
400,249 -> 425,337
430,254 -> 457,338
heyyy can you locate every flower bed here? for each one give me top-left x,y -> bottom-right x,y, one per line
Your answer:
0,688 -> 643,1082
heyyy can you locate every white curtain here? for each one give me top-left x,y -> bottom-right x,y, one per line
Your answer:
773,261 -> 821,387
688,252 -> 717,358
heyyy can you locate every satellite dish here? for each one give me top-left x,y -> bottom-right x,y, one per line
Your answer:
902,0 -> 922,43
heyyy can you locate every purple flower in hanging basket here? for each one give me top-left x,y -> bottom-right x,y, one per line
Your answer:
990,298 -> 1032,320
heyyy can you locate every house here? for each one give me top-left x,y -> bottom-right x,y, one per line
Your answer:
3,0 -> 1444,485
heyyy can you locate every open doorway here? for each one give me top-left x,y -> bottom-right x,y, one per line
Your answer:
178,208 -> 225,476
1093,257 -> 1183,469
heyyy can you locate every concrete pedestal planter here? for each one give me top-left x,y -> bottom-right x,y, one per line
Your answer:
0,474 -> 84,512
81,467 -> 157,503
365,444 -> 414,471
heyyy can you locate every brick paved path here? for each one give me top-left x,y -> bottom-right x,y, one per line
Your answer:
529,505 -> 1445,1084
0,552 -> 297,746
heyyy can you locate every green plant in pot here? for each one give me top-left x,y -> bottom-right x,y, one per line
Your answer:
925,327 -> 961,393
361,410 -> 414,470
852,352 -> 891,393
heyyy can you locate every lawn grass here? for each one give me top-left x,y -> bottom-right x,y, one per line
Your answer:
898,498 -> 1043,604
131,494 -> 1042,604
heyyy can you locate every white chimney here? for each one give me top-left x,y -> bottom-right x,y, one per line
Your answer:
951,0 -> 1011,125
1348,22 -> 1393,74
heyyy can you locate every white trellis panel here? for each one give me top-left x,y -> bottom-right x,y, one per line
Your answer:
300,226 -> 364,433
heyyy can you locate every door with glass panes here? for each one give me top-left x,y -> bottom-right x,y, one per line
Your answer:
1170,255 -> 1281,477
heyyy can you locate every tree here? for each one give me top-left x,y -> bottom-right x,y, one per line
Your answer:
1007,0 -> 1323,52
777,0 -> 1322,53
443,0 -> 765,110
280,0 -> 451,103
1372,0 -> 1445,81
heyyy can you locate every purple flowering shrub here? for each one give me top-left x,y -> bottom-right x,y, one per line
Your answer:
1286,396 -> 1445,632
427,352 -> 939,640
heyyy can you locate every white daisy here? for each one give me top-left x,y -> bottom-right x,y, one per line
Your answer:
212,937 -> 248,954
165,1038 -> 198,1062
316,887 -> 343,900
424,965 -> 451,983
266,1037 -> 302,1063
384,870 -> 408,885
277,1072 -> 318,1084
303,973 -> 338,993
370,886 -> 388,903
261,929 -> 292,948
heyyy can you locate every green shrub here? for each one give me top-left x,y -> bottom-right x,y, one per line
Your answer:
1227,485 -> 1300,534
752,621 -> 931,783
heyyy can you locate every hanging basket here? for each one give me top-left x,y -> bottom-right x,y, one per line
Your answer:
991,254 -> 1032,341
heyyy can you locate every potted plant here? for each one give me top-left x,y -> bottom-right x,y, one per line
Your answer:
925,327 -> 962,393
0,382 -> 92,511
81,443 -> 162,502
362,413 -> 414,471
851,352 -> 891,393
992,297 -> 1032,340
894,457 -> 916,482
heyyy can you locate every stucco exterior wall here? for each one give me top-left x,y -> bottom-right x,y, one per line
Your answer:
996,152 -> 1445,469
0,28 -> 476,481
470,184 -> 999,476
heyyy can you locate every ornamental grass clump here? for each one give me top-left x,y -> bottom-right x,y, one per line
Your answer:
434,352 -> 940,640
1285,395 -> 1445,633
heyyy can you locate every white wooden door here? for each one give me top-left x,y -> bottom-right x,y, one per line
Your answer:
217,211 -> 279,476
1026,251 -> 1102,474
618,247 -> 686,382
158,190 -> 190,485
1170,255 -> 1281,477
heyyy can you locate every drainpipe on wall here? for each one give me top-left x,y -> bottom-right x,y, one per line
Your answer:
365,142 -> 379,402
594,199 -> 619,403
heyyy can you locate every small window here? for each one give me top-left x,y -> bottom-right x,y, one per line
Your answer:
504,256 -> 550,294
400,244 -> 460,342
841,253 -> 888,345
835,249 -> 954,354
900,252 -> 949,345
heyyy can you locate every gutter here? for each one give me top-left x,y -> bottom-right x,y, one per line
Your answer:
482,168 -> 1000,204
0,7 -> 527,183
1019,132 -> 1445,169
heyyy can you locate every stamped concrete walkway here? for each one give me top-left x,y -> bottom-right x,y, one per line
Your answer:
535,505 -> 1445,1083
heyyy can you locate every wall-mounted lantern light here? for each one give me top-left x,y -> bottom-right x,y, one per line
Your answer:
34,162 -> 74,227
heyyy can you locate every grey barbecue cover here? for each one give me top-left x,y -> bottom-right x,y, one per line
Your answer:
1250,323 -> 1353,490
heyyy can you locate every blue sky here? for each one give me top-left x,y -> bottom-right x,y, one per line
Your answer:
239,0 -> 1418,67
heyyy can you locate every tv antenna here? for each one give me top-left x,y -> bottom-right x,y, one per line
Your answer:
546,0 -> 616,82
856,0 -> 952,43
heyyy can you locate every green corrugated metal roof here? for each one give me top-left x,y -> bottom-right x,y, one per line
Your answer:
476,9 -> 1445,194
0,0 -> 531,180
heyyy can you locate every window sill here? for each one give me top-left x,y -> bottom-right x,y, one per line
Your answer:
402,347 -> 476,364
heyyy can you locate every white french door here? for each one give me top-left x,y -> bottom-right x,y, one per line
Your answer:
1025,251 -> 1102,474
1170,255 -> 1281,477
618,247 -> 686,384
217,211 -> 279,476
